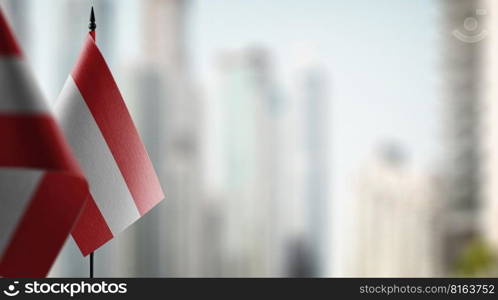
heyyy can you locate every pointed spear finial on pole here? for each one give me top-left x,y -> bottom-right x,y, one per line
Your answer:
89,6 -> 97,32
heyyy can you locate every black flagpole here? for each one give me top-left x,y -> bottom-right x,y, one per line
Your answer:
88,5 -> 96,279
89,6 -> 96,32
90,252 -> 94,278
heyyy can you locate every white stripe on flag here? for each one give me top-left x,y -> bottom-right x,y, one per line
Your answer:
0,58 -> 49,113
0,168 -> 43,256
55,77 -> 141,235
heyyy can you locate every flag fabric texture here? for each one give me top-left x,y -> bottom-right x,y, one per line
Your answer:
56,33 -> 164,256
0,10 -> 89,277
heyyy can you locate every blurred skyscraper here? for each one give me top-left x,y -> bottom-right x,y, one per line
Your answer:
216,48 -> 288,276
285,68 -> 330,276
482,0 -> 498,258
301,69 -> 330,276
348,145 -> 443,277
134,0 -> 205,276
440,0 -> 486,273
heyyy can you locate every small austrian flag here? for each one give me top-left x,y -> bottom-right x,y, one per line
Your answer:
55,33 -> 164,256
0,9 -> 88,277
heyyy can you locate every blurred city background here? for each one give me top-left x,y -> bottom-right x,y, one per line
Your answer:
1,0 -> 498,277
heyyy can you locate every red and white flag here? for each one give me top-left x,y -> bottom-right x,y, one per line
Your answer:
0,9 -> 89,277
56,33 -> 164,256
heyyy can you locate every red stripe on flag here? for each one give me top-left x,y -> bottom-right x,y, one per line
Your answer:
0,172 -> 87,277
0,114 -> 82,173
71,195 -> 114,256
0,9 -> 21,56
71,34 -> 164,216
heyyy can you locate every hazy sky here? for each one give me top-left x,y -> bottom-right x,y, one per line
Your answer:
190,0 -> 440,274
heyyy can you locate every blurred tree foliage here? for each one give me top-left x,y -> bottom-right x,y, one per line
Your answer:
453,239 -> 498,277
